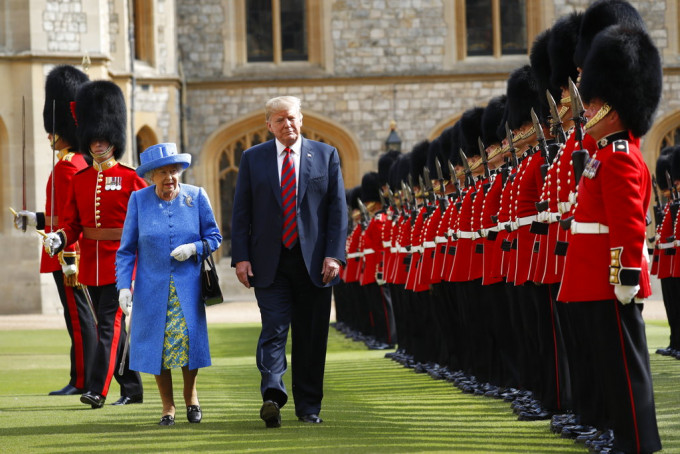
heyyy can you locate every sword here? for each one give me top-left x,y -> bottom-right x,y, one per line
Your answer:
80,285 -> 98,326
50,100 -> 56,233
118,308 -> 131,376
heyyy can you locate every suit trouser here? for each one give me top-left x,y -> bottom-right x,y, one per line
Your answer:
86,284 -> 142,398
52,271 -> 97,390
578,300 -> 662,454
255,244 -> 332,417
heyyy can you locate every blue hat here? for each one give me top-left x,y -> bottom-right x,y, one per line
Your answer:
136,143 -> 191,177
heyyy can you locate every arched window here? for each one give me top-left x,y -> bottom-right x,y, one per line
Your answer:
198,112 -> 360,258
132,0 -> 154,65
660,126 -> 680,149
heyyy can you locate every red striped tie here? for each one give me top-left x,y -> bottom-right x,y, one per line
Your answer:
281,147 -> 298,248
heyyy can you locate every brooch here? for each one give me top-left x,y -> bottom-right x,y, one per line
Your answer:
184,195 -> 193,207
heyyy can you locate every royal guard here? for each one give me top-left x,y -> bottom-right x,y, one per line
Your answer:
13,65 -> 97,396
558,24 -> 662,454
664,148 -> 680,359
43,80 -> 146,408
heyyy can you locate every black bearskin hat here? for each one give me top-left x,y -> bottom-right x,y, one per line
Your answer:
656,148 -> 673,190
389,151 -> 412,191
75,80 -> 127,159
43,65 -> 89,149
579,25 -> 662,138
347,185 -> 361,211
574,0 -> 644,68
548,12 -> 583,90
409,140 -> 430,183
427,134 -> 451,180
505,65 -> 541,131
360,171 -> 382,203
482,95 -> 506,147
670,146 -> 680,184
460,107 -> 485,158
530,29 -> 559,124
378,150 -> 401,187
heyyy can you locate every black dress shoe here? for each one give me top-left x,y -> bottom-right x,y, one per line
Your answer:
260,400 -> 281,428
49,384 -> 83,396
111,394 -> 143,405
187,405 -> 202,423
80,391 -> 105,409
159,415 -> 175,426
298,414 -> 323,424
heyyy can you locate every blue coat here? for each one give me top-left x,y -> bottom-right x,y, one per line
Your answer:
116,184 -> 222,375
231,137 -> 347,287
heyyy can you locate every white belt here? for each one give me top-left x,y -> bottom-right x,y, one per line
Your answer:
434,236 -> 448,244
457,231 -> 477,240
516,215 -> 536,227
447,228 -> 456,237
548,212 -> 560,223
399,247 -> 409,253
382,241 -> 391,248
363,248 -> 375,255
411,246 -> 423,253
423,241 -> 436,248
346,252 -> 361,259
390,247 -> 398,253
557,202 -> 572,214
571,221 -> 609,235
498,221 -> 513,232
657,242 -> 675,250
674,240 -> 680,248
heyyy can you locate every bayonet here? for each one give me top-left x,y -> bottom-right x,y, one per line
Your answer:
568,78 -> 589,184
459,148 -> 474,188
532,108 -> 550,182
434,158 -> 448,212
448,160 -> 462,201
547,89 -> 566,144
422,167 -> 435,203
478,137 -> 490,179
652,175 -> 663,227
505,123 -> 518,168
358,198 -> 370,228
666,170 -> 677,201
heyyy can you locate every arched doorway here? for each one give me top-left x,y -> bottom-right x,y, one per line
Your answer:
197,110 -> 361,257
136,124 -> 159,162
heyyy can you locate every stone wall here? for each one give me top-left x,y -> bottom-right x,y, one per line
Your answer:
43,0 -> 86,52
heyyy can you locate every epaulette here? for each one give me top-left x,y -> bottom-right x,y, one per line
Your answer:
119,163 -> 138,171
613,140 -> 629,154
62,152 -> 76,162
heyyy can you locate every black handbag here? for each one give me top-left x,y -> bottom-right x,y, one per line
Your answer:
200,240 -> 224,306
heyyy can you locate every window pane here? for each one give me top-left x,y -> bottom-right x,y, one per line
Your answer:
246,0 -> 273,62
280,0 -> 307,61
500,0 -> 527,55
466,0 -> 493,56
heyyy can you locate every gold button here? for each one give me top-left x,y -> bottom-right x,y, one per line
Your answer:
96,223 -> 101,227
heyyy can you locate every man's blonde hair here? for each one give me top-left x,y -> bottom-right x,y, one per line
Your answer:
265,96 -> 302,122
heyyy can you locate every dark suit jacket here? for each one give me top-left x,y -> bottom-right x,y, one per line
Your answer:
231,137 -> 348,288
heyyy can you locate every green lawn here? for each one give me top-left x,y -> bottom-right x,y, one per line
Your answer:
0,320 -> 677,453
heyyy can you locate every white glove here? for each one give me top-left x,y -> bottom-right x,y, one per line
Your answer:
62,263 -> 77,276
614,284 -> 640,305
118,289 -> 132,316
14,210 -> 37,230
43,232 -> 62,257
170,243 -> 197,262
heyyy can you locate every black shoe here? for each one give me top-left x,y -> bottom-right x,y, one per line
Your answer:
49,384 -> 83,396
111,394 -> 143,405
298,414 -> 323,424
159,415 -> 175,426
187,405 -> 202,423
260,400 -> 281,428
80,391 -> 105,409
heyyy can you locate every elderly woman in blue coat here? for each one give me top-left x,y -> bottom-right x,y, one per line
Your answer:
116,143 -> 221,426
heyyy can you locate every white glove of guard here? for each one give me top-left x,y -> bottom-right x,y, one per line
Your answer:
43,232 -> 62,257
170,243 -> 197,262
62,263 -> 77,276
614,284 -> 640,305
14,210 -> 37,230
118,289 -> 132,316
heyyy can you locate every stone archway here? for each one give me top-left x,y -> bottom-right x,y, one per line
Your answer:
135,124 -> 159,162
197,110 -> 361,257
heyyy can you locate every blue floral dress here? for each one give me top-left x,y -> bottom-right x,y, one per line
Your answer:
161,276 -> 189,369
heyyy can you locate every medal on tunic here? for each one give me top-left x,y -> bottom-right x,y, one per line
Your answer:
582,157 -> 601,179
105,177 -> 122,190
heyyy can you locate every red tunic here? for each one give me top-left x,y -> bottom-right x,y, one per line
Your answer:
512,152 -> 543,286
449,181 -> 482,282
655,204 -> 674,278
405,206 -> 429,292
559,136 -> 652,302
359,212 -> 388,286
343,224 -> 363,283
481,173 -> 504,285
40,149 -> 88,273
417,203 -> 442,287
431,197 -> 457,284
60,160 -> 147,286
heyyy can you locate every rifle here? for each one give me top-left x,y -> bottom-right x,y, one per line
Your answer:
568,78 -> 589,185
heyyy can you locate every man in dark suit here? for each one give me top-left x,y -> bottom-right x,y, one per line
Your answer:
231,95 -> 348,428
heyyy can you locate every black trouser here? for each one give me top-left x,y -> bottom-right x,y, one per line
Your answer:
87,284 -> 142,398
52,271 -> 97,390
255,244 -> 332,417
660,277 -> 680,350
